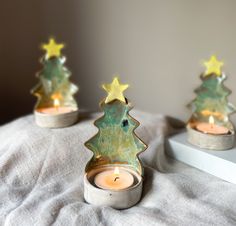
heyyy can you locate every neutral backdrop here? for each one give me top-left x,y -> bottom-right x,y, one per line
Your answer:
1,0 -> 236,125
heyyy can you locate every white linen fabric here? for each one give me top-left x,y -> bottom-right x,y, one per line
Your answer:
0,111 -> 235,226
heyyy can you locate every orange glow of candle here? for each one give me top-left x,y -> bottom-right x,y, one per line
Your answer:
94,167 -> 134,190
209,115 -> 214,127
54,98 -> 60,112
196,115 -> 229,135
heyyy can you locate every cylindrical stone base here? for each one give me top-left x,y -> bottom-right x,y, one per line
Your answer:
187,124 -> 235,150
34,109 -> 79,128
84,166 -> 143,209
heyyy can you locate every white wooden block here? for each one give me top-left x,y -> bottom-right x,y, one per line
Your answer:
166,131 -> 236,184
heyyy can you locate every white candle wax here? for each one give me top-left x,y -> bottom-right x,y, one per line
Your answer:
37,106 -> 75,115
94,167 -> 134,190
196,123 -> 229,135
196,115 -> 229,135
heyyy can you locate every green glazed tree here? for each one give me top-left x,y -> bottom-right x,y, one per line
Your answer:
31,38 -> 78,110
85,77 -> 147,175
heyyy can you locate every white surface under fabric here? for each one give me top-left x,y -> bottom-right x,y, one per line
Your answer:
0,111 -> 235,226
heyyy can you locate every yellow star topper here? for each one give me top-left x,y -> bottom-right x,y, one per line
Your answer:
42,38 -> 64,59
102,77 -> 129,104
204,55 -> 224,76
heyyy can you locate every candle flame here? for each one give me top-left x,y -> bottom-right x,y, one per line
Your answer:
51,93 -> 62,109
209,115 -> 214,125
114,167 -> 119,176
54,98 -> 60,108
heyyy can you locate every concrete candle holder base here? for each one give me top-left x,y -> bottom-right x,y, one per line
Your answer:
187,124 -> 234,150
84,166 -> 143,209
34,109 -> 79,128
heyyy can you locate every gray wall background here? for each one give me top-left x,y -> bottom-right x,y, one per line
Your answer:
1,0 -> 236,124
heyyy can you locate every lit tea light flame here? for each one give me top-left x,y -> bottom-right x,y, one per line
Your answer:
114,167 -> 119,175
209,115 -> 214,128
114,167 -> 120,182
94,166 -> 134,190
196,114 -> 229,135
54,98 -> 60,112
51,93 -> 62,112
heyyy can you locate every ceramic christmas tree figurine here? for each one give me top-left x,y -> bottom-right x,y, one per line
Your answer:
85,77 -> 147,174
31,38 -> 79,128
187,55 -> 235,150
83,77 -> 147,209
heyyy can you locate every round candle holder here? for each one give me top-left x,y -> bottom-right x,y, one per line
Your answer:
84,165 -> 143,209
34,108 -> 79,128
187,124 -> 235,150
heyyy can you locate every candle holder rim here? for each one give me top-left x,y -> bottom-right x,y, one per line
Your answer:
34,108 -> 79,128
34,107 -> 79,115
186,124 -> 235,150
187,123 -> 235,136
84,173 -> 142,193
85,164 -> 142,192
85,164 -> 143,176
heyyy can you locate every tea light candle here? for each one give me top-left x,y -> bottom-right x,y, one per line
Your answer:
94,167 -> 134,190
196,115 -> 229,135
37,98 -> 76,115
37,106 -> 75,114
34,94 -> 79,128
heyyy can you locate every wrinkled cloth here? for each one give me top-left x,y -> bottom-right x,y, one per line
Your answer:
0,111 -> 235,226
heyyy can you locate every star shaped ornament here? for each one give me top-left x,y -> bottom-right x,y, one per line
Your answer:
204,55 -> 224,76
42,38 -> 64,59
102,77 -> 129,104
